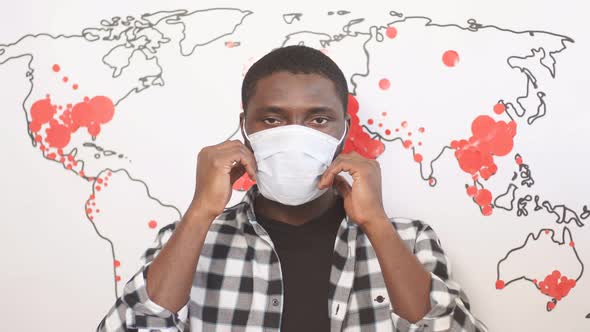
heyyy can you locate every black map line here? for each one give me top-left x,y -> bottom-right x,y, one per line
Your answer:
83,142 -> 128,160
82,8 -> 252,106
340,11 -> 573,196
327,10 -> 351,16
282,13 -> 302,24
496,227 -> 584,312
166,8 -> 253,57
363,124 -> 449,187
491,153 -> 587,227
0,8 -> 252,300
494,183 -> 518,211
377,12 -> 572,127
84,168 -> 182,298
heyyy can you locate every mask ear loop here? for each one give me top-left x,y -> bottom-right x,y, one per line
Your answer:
337,120 -> 348,144
241,119 -> 251,142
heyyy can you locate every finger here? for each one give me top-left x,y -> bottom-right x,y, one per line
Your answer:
229,164 -> 246,184
318,158 -> 356,189
227,145 -> 257,180
333,174 -> 352,198
215,139 -> 242,150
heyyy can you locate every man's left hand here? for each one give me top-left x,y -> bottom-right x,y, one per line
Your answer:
318,151 -> 389,228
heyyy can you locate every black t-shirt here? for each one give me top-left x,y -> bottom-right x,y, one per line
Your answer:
256,197 -> 345,332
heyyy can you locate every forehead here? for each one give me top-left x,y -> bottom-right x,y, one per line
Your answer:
247,71 -> 343,111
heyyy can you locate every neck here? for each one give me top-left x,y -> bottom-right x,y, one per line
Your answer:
254,187 -> 340,226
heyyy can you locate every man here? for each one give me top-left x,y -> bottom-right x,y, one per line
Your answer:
98,45 -> 487,331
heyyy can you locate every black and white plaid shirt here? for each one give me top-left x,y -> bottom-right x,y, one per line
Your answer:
98,185 -> 487,331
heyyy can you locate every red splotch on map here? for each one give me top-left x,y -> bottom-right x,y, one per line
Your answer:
27,64 -> 116,179
232,94 -> 385,191
538,270 -> 576,311
466,185 -> 494,215
442,50 -> 460,67
452,114 -> 516,215
385,26 -> 398,39
70,95 -> 115,136
342,94 -> 385,158
85,171 -> 111,221
232,173 -> 256,191
451,115 -> 517,180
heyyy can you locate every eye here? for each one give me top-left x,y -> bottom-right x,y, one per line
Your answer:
311,117 -> 329,125
263,118 -> 281,125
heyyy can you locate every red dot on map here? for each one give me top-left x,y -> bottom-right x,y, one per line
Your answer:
545,230 -> 550,234
86,208 -> 92,214
108,171 -> 112,176
97,178 -> 103,184
442,50 -> 459,67
403,140 -> 412,149
418,127 -> 425,133
52,64 -> 60,72
466,186 -> 477,197
494,103 -> 505,114
418,142 -> 423,146
401,121 -> 408,128
115,275 -> 121,282
482,205 -> 493,216
382,112 -> 387,116
569,241 -> 575,247
72,84 -> 79,90
475,188 -> 493,206
379,78 -> 390,90
367,119 -> 374,125
385,129 -> 391,135
62,76 -> 68,83
79,171 -> 85,177
533,279 -> 537,284
515,156 -> 523,165
386,26 -> 397,39
408,132 -> 412,136
114,260 -> 121,267
96,185 -> 101,191
378,123 -> 383,128
148,220 -> 158,229
414,153 -> 423,163
496,279 -> 505,289
395,128 -> 399,132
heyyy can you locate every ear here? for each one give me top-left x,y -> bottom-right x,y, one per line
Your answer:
344,115 -> 351,142
239,112 -> 246,139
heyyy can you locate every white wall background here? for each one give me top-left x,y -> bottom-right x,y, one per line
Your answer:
0,1 -> 588,331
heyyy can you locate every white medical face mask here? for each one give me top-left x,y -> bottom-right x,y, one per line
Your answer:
243,121 -> 347,206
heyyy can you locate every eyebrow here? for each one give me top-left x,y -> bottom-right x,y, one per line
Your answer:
254,106 -> 339,116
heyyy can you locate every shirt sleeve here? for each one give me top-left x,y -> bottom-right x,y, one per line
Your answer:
96,222 -> 190,332
389,221 -> 489,332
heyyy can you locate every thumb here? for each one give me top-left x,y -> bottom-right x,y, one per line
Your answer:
333,174 -> 352,199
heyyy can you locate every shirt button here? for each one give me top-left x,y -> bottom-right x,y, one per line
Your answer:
272,298 -> 280,306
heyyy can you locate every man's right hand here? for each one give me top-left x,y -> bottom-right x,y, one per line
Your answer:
189,140 -> 257,220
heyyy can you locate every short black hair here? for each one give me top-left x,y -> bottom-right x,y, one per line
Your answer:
241,45 -> 349,113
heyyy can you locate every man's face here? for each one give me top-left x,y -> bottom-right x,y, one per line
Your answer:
241,71 -> 349,154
